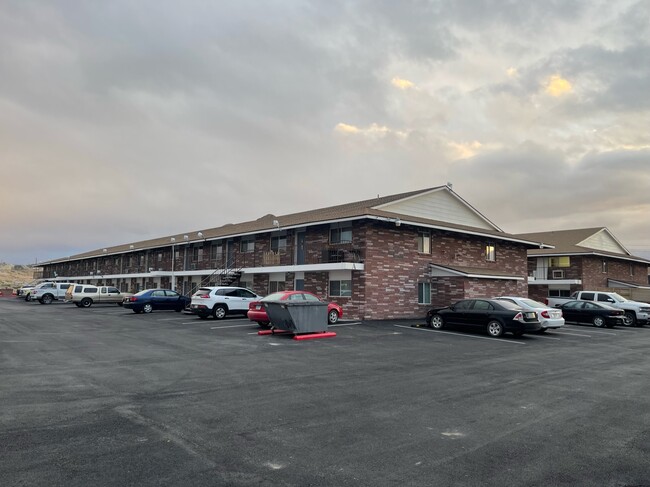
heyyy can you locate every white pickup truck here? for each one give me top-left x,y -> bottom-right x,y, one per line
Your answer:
545,291 -> 650,327
30,282 -> 74,304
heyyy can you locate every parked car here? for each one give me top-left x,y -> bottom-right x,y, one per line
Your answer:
545,291 -> 650,327
557,300 -> 625,328
16,284 -> 36,301
425,298 -> 541,337
123,289 -> 190,314
190,286 -> 262,319
247,290 -> 343,328
31,282 -> 74,304
68,284 -> 133,307
494,296 -> 564,332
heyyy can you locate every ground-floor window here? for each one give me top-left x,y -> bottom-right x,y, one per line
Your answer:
269,272 -> 286,294
549,289 -> 571,297
418,282 -> 431,304
329,270 -> 352,297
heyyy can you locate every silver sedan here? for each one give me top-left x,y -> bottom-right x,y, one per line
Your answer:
494,296 -> 565,332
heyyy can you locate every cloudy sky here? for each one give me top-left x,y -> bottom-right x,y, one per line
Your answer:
1,0 -> 649,264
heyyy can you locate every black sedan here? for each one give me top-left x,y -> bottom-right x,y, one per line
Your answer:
425,298 -> 541,337
557,300 -> 624,328
123,289 -> 190,314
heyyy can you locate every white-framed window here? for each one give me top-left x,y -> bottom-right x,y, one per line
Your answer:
271,234 -> 287,252
157,252 -> 163,263
417,231 -> 431,253
269,272 -> 286,293
485,242 -> 496,262
192,246 -> 203,261
329,270 -> 352,297
418,282 -> 431,305
240,237 -> 255,253
330,225 -> 353,244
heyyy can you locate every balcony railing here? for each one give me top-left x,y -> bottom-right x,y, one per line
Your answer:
530,267 -> 573,280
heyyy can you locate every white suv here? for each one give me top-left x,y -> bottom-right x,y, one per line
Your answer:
31,282 -> 75,304
190,286 -> 261,320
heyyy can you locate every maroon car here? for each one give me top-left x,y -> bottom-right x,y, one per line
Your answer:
248,291 -> 343,328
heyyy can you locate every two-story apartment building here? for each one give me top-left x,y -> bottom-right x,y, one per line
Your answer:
40,185 -> 549,320
517,228 -> 650,302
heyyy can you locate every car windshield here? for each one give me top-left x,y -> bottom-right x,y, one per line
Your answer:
496,300 -> 522,310
261,292 -> 287,302
518,298 -> 548,308
193,288 -> 212,296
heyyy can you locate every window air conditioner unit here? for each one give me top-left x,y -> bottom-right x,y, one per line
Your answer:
552,270 -> 565,279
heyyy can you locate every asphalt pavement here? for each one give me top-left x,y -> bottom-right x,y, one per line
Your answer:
1,297 -> 650,486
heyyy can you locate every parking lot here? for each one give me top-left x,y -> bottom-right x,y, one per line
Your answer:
2,298 -> 650,487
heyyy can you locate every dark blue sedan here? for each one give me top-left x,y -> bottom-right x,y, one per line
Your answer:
123,289 -> 190,314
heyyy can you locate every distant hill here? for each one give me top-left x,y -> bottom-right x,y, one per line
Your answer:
0,263 -> 36,288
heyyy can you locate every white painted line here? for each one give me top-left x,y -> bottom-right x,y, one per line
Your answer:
393,325 -> 526,345
157,317 -> 190,322
329,322 -> 363,327
531,334 -> 562,341
210,324 -> 258,330
552,331 -> 592,338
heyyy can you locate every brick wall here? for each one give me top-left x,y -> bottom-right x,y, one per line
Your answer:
362,222 -> 530,320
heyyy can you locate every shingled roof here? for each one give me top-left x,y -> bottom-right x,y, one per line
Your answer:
517,228 -> 650,264
44,186 -> 547,264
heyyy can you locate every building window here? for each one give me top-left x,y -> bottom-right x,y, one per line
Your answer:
602,260 -> 608,273
157,252 -> 162,263
240,277 -> 253,291
549,256 -> 570,267
417,231 -> 431,253
330,226 -> 353,244
418,282 -> 431,305
211,242 -> 223,260
549,289 -> 571,298
330,280 -> 352,297
485,242 -> 496,262
192,246 -> 203,262
240,238 -> 255,253
630,264 -> 635,276
268,272 -> 286,293
270,235 -> 287,252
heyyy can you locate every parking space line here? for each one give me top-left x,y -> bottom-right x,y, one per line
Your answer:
210,324 -> 258,330
531,334 -> 562,340
393,325 -> 526,344
551,331 -> 592,338
563,327 -> 618,336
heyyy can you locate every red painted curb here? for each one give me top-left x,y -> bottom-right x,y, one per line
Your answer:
293,332 -> 337,340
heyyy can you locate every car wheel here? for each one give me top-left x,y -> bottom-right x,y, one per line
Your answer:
592,316 -> 606,328
41,294 -> 53,305
25,294 -> 32,302
257,321 -> 271,328
80,298 -> 92,308
143,303 -> 153,314
328,309 -> 339,324
213,305 -> 227,320
430,314 -> 445,330
623,312 -> 636,327
487,320 -> 504,337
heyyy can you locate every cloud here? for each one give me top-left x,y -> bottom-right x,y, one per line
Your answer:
391,77 -> 415,90
545,75 -> 573,96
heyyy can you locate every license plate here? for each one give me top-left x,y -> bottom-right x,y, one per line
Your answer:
525,312 -> 536,319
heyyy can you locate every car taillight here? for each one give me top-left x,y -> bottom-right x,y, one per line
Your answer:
541,310 -> 550,319
514,312 -> 523,320
130,296 -> 137,302
197,294 -> 210,298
